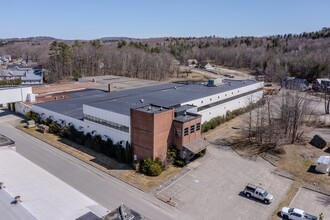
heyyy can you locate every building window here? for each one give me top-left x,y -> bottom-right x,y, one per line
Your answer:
175,127 -> 182,137
225,94 -> 227,96
210,98 -> 212,101
196,123 -> 201,131
84,114 -> 129,133
232,92 -> 233,94
201,100 -> 203,104
190,125 -> 195,133
184,127 -> 189,136
218,96 -> 220,99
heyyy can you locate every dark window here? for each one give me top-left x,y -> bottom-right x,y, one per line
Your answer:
210,98 -> 212,101
201,100 -> 203,104
184,127 -> 189,136
196,123 -> 201,131
190,125 -> 195,133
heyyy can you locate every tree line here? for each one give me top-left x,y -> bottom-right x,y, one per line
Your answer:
0,28 -> 329,83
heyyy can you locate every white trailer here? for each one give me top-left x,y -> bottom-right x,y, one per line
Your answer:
315,156 -> 330,174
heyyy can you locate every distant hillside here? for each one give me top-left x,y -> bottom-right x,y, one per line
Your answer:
0,28 -> 329,83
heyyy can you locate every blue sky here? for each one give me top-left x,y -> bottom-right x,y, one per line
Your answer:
1,0 -> 329,39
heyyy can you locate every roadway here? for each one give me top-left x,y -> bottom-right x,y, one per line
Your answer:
0,109 -> 187,220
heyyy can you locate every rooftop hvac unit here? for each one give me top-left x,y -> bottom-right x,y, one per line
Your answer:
208,78 -> 223,87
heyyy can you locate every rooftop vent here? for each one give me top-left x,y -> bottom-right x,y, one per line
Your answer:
148,106 -> 151,111
184,111 -> 187,116
174,86 -> 177,89
159,107 -> 163,111
140,99 -> 144,103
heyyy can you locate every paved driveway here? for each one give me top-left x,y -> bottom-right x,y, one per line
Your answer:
157,146 -> 293,220
289,187 -> 330,219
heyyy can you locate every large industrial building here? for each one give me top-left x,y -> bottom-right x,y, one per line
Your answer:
32,79 -> 263,161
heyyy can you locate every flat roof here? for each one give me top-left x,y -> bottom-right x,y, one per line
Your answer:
174,114 -> 200,123
34,80 -> 260,118
0,147 -> 109,219
183,139 -> 209,154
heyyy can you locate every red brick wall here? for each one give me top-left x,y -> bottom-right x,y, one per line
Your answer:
131,108 -> 174,161
176,117 -> 202,151
153,110 -> 174,161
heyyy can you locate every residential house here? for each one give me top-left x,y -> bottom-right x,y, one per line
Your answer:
0,65 -> 43,85
312,78 -> 330,92
284,77 -> 309,91
197,61 -> 214,70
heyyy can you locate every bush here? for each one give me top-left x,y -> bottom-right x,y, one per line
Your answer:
140,158 -> 164,176
148,163 -> 163,176
174,159 -> 186,167
48,121 -> 62,134
168,147 -> 186,167
25,111 -> 40,123
210,119 -> 218,129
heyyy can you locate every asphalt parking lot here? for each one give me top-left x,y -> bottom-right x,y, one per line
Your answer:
157,145 -> 293,220
289,187 -> 330,219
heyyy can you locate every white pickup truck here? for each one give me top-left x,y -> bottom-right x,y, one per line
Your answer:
281,207 -> 318,220
243,183 -> 273,204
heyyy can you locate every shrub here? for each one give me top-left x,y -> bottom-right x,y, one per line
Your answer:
210,119 -> 218,129
25,111 -> 41,123
48,121 -> 62,134
168,147 -> 186,167
174,159 -> 186,167
148,163 -> 163,176
140,158 -> 164,176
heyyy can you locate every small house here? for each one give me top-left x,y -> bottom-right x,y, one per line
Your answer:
284,77 -> 309,91
312,78 -> 330,92
197,61 -> 214,70
315,156 -> 330,174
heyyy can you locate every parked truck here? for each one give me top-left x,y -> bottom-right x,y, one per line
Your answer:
243,183 -> 273,204
281,207 -> 318,220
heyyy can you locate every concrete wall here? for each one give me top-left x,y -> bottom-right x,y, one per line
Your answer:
181,82 -> 264,122
83,105 -> 131,143
15,102 -> 32,115
0,87 -> 33,104
32,105 -> 131,144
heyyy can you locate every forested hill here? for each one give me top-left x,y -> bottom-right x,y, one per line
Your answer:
0,28 -> 329,83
